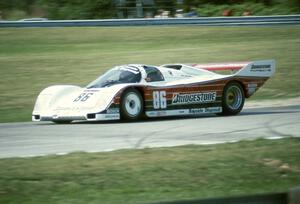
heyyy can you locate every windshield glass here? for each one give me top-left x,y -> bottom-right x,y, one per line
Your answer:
86,66 -> 141,88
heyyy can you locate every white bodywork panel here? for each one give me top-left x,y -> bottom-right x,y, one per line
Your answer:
32,84 -> 130,121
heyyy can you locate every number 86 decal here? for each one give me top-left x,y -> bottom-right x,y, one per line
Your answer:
153,91 -> 167,109
74,93 -> 94,102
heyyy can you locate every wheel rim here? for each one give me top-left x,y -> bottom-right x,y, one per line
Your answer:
226,85 -> 243,110
124,92 -> 142,117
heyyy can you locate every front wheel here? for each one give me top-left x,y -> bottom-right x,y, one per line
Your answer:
219,82 -> 245,116
120,88 -> 144,121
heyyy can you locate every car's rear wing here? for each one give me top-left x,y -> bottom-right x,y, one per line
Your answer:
192,59 -> 276,77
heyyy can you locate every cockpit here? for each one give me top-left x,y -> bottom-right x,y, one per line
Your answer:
86,65 -> 142,88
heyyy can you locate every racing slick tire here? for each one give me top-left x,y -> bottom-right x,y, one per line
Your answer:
220,82 -> 245,116
120,88 -> 144,121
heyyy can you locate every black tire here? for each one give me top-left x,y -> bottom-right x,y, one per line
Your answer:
120,88 -> 144,121
219,82 -> 245,116
52,120 -> 72,124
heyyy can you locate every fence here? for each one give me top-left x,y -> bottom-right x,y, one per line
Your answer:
0,15 -> 299,27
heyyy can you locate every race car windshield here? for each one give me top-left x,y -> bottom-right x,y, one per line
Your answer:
86,66 -> 142,88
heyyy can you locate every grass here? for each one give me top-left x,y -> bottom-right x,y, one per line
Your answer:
0,137 -> 299,204
0,26 -> 300,122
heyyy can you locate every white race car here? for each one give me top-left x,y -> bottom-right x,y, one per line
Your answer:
32,60 -> 275,123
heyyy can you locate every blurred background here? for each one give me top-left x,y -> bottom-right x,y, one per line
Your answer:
0,0 -> 300,20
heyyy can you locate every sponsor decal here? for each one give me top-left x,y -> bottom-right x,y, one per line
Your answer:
189,108 -> 205,114
84,89 -> 99,92
189,107 -> 222,114
172,92 -> 217,105
106,108 -> 119,114
205,107 -> 222,113
55,107 -> 80,111
146,107 -> 222,117
250,64 -> 271,72
146,111 -> 167,117
104,114 -> 119,119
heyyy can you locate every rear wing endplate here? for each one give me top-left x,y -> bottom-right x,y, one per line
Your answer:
235,60 -> 275,77
192,60 -> 275,77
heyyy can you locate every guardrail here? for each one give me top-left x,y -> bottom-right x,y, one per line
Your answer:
0,15 -> 300,27
154,187 -> 300,204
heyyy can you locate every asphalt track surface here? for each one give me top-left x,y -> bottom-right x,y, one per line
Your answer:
0,105 -> 299,158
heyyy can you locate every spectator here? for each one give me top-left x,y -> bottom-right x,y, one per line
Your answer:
223,9 -> 232,16
243,10 -> 252,16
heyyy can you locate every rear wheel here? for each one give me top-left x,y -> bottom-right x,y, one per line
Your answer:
120,88 -> 144,121
220,82 -> 245,116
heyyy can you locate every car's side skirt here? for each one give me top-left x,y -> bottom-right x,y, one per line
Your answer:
146,107 -> 222,117
92,113 -> 120,121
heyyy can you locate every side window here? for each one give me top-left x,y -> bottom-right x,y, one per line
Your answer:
144,66 -> 164,82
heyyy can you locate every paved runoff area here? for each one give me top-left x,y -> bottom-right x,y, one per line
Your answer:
0,105 -> 299,158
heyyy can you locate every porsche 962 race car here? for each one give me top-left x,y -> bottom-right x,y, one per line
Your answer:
32,60 -> 275,123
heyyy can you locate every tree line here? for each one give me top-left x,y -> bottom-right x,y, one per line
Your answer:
0,0 -> 299,20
